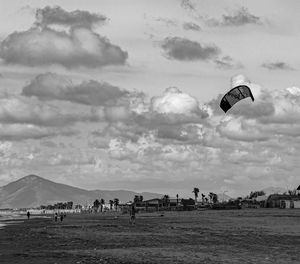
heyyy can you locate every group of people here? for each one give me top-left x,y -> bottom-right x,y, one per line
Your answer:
54,212 -> 66,222
27,205 -> 136,225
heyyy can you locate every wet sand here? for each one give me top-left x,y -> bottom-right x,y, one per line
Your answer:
0,209 -> 299,264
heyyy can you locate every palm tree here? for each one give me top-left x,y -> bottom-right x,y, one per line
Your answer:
192,188 -> 199,204
212,193 -> 218,204
109,200 -> 114,210
209,192 -> 218,204
93,199 -> 100,212
113,198 -> 119,210
100,198 -> 105,212
139,195 -> 143,202
162,195 -> 170,208
134,195 -> 140,204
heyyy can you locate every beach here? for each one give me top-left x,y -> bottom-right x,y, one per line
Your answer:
0,209 -> 299,264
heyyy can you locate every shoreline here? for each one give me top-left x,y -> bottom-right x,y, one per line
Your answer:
0,214 -> 51,229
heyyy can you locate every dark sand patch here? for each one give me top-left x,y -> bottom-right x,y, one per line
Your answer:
0,209 -> 299,263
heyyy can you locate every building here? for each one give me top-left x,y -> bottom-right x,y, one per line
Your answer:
265,194 -> 300,208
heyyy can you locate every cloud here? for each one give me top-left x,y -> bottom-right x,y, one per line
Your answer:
0,6 -> 127,68
35,6 -> 107,29
213,82 -> 300,142
217,117 -> 269,142
206,7 -> 262,27
151,87 -> 200,114
0,26 -> 128,68
40,140 -> 57,148
259,87 -> 300,125
22,72 -> 129,106
155,17 -> 178,27
161,37 -> 220,61
92,87 -> 209,143
104,106 -> 132,122
0,124 -> 75,141
154,123 -> 205,143
229,85 -> 300,126
261,62 -> 295,71
180,0 -> 197,12
214,56 -> 243,70
182,22 -> 201,31
101,87 -> 209,144
0,95 -> 89,127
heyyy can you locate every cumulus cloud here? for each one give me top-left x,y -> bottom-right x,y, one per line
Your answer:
206,7 -> 262,27
259,87 -> 300,124
213,81 -> 300,142
101,87 -> 209,144
228,85 -> 300,126
151,87 -> 200,114
22,72 -> 129,106
161,37 -> 220,61
35,6 -> 107,29
261,62 -> 295,71
0,6 -> 128,68
0,27 -> 128,68
217,117 -> 269,142
182,22 -> 201,31
0,95 -> 88,127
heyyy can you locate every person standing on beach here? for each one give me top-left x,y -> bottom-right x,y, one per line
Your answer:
27,211 -> 30,219
54,212 -> 58,222
129,204 -> 136,225
60,212 -> 64,222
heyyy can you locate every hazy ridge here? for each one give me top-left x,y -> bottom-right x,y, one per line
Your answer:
0,175 -> 162,209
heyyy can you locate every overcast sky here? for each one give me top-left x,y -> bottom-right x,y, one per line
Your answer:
0,0 -> 299,198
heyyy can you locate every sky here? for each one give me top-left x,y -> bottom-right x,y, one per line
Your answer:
0,0 -> 299,198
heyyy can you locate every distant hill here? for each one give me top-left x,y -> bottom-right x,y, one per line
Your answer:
216,193 -> 232,201
0,175 -> 162,209
262,187 -> 287,196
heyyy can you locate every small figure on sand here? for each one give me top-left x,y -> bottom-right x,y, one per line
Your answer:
129,204 -> 136,225
60,212 -> 64,222
54,212 -> 58,222
27,211 -> 30,219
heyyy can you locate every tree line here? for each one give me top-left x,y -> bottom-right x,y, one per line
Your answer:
92,198 -> 119,212
40,201 -> 74,210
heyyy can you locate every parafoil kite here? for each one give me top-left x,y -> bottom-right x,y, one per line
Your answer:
220,74 -> 255,113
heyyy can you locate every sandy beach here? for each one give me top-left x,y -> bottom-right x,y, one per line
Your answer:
0,209 -> 299,264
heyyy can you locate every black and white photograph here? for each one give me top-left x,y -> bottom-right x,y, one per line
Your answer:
0,0 -> 299,263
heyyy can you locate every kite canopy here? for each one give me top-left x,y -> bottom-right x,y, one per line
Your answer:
220,74 -> 255,113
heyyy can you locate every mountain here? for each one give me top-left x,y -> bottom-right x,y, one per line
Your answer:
262,186 -> 287,196
0,175 -> 162,209
216,193 -> 232,202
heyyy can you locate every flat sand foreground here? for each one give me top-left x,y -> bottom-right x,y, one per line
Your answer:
0,209 -> 299,264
